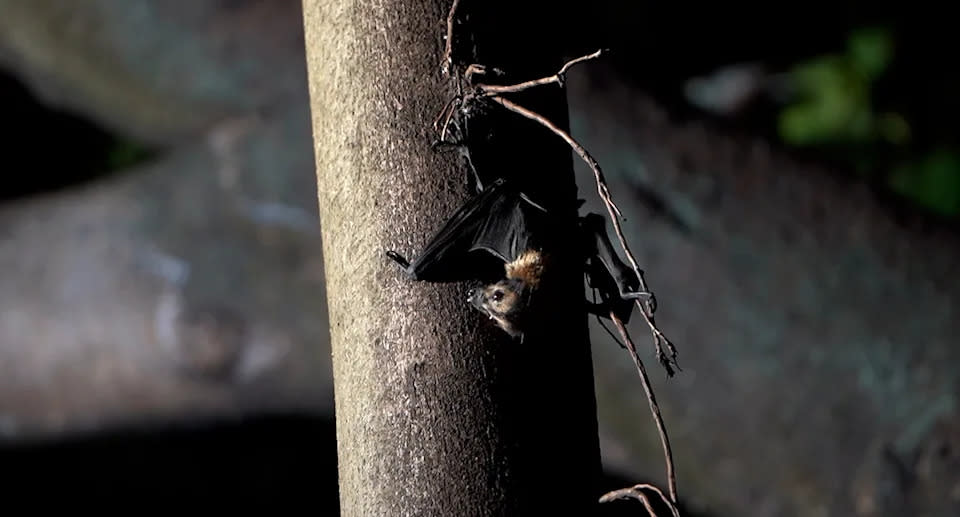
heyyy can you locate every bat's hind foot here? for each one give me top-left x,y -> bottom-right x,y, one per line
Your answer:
621,288 -> 657,313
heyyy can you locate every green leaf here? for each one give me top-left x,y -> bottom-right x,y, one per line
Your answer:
878,112 -> 911,145
847,27 -> 893,80
888,150 -> 960,216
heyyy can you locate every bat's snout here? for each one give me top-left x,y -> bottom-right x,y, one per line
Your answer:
467,287 -> 494,320
467,287 -> 483,309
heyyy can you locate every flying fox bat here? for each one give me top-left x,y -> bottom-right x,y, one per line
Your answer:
386,177 -> 653,340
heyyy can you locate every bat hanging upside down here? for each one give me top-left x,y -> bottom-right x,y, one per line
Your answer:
386,177 -> 654,341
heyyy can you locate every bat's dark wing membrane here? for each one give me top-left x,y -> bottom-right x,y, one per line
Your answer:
580,213 -> 649,324
393,178 -> 547,283
468,184 -> 548,263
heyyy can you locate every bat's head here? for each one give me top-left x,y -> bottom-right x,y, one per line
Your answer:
468,277 -> 530,338
467,249 -> 546,339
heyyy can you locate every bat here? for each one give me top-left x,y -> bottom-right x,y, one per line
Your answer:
386,176 -> 653,341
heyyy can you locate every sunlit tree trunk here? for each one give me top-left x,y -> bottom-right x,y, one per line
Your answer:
302,0 -> 603,514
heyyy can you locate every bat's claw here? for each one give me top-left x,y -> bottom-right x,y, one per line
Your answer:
655,340 -> 681,377
386,250 -> 411,269
431,139 -> 457,152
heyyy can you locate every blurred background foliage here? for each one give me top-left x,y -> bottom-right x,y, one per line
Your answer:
777,27 -> 903,147
581,4 -> 960,223
774,26 -> 960,218
1,71 -> 154,201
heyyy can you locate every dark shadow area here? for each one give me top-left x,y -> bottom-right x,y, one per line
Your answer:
0,413 -> 340,511
0,70 -> 156,202
0,411 -> 705,515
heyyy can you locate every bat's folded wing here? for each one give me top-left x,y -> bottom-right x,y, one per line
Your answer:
403,179 -> 546,283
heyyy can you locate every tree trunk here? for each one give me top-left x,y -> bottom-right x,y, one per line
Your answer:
302,1 -> 603,515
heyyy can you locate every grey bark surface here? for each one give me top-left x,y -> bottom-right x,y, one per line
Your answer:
302,1 -> 602,515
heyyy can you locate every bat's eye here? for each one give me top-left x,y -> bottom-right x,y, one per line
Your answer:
491,290 -> 504,302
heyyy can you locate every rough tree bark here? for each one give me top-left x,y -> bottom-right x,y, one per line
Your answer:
302,1 -> 603,515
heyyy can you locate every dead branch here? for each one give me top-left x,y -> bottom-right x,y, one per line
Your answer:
600,483 -> 680,517
602,487 -> 659,516
474,49 -> 604,95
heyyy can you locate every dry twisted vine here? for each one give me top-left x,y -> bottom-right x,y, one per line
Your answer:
440,0 -> 461,76
487,92 -> 679,376
482,61 -> 684,509
608,310 -> 678,507
600,483 -> 680,517
439,1 -> 682,513
464,61 -> 682,511
442,47 -> 680,377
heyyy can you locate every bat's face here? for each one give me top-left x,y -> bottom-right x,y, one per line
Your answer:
468,277 -> 529,338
